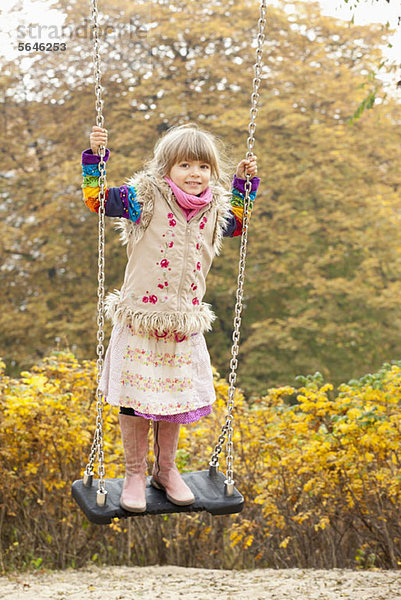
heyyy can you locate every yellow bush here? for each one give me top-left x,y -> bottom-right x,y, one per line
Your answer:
226,367 -> 401,568
0,352 -> 121,570
1,354 -> 401,570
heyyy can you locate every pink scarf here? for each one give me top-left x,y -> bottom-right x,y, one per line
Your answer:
164,176 -> 213,222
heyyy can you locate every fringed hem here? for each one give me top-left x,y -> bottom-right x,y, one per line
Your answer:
105,290 -> 216,336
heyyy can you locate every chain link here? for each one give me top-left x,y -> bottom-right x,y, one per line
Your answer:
210,0 -> 267,485
84,0 -> 107,495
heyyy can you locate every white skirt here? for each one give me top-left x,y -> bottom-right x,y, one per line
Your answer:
99,321 -> 216,415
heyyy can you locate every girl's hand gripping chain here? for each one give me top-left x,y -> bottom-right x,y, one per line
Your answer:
90,125 -> 108,155
235,155 -> 258,179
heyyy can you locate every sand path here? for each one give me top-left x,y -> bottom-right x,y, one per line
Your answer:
1,565 -> 401,599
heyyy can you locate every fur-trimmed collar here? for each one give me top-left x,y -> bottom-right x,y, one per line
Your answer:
128,169 -> 230,210
114,169 -> 232,254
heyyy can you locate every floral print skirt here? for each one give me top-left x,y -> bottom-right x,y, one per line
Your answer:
99,321 -> 216,421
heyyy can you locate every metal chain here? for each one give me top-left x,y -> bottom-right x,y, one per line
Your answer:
209,0 -> 267,487
84,0 -> 107,497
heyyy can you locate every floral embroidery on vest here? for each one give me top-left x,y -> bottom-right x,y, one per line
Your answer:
186,215 -> 207,306
141,211 -> 176,305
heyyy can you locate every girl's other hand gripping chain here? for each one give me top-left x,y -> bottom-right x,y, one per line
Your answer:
235,155 -> 258,179
90,125 -> 108,155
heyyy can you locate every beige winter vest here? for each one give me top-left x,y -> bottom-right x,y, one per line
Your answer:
105,171 -> 233,336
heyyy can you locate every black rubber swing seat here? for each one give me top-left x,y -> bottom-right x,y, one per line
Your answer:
71,469 -> 244,525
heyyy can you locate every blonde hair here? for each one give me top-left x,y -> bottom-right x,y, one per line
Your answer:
146,123 -> 232,186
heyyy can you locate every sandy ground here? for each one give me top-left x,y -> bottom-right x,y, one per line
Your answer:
1,565 -> 401,600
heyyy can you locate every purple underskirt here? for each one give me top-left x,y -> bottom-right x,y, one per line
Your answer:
132,404 -> 212,423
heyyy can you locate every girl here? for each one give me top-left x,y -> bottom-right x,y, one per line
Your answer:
82,123 -> 259,512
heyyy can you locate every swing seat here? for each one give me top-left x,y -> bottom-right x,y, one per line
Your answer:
71,469 -> 244,525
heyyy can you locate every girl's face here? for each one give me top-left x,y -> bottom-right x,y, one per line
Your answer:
169,159 -> 211,194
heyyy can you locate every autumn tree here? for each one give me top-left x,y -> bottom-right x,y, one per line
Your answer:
1,0 -> 400,396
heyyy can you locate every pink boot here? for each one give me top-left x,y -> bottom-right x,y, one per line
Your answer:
119,414 -> 150,512
151,421 -> 195,505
